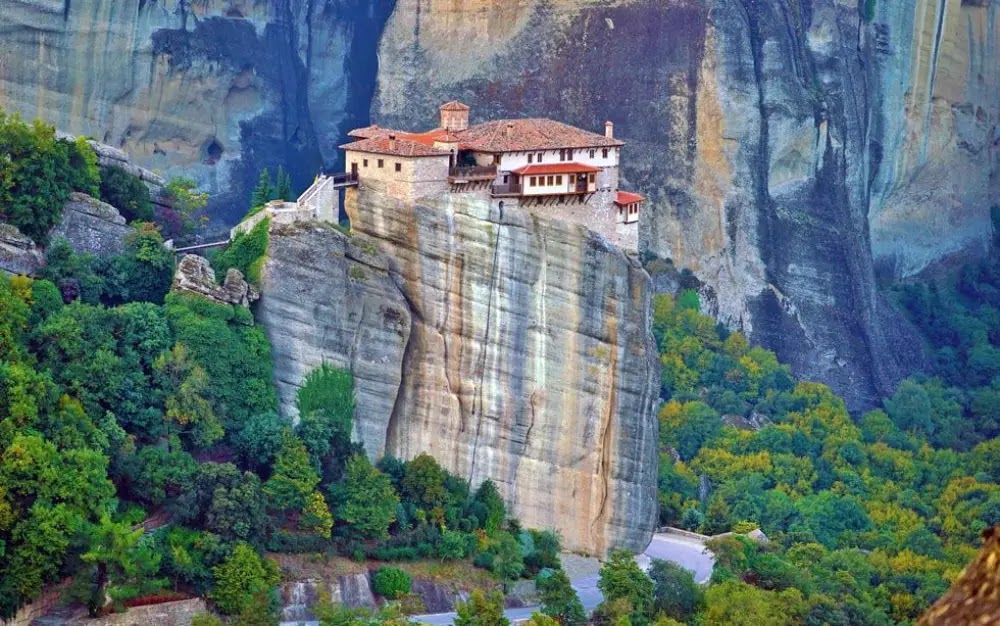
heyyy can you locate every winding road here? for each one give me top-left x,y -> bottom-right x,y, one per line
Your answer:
282,532 -> 714,626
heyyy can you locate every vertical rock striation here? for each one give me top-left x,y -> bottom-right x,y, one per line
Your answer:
0,0 -> 396,222
343,186 -> 660,555
256,223 -> 412,459
372,0 -> 998,409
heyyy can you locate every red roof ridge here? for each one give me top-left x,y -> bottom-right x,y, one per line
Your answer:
440,101 -> 470,111
615,191 -> 645,205
513,162 -> 602,175
340,136 -> 450,158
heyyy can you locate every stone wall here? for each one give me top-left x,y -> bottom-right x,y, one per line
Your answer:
346,150 -> 451,203
66,599 -> 207,626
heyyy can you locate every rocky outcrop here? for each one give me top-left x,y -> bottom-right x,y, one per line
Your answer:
371,0 -> 1000,408
257,189 -> 659,555
49,193 -> 134,258
0,224 -> 44,276
0,0 -> 395,223
342,187 -> 660,555
256,223 -> 411,457
172,254 -> 259,307
281,575 -> 377,623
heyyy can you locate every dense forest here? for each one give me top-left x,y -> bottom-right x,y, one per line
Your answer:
648,235 -> 1000,624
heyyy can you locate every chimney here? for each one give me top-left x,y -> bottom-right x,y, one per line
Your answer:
388,133 -> 397,150
505,122 -> 514,138
605,121 -> 614,139
440,101 -> 470,132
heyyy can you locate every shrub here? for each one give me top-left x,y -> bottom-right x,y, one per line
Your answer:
100,165 -> 154,222
209,544 -> 279,615
372,566 -> 412,600
211,217 -> 269,285
0,113 -> 99,243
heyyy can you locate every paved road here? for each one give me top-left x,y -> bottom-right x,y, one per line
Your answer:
280,533 -> 714,626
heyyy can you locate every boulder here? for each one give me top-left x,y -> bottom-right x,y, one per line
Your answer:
172,254 -> 259,307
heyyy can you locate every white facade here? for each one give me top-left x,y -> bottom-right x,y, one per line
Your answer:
481,147 -> 621,173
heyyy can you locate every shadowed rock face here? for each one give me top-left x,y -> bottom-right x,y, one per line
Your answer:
0,0 -> 395,223
372,0 -> 998,409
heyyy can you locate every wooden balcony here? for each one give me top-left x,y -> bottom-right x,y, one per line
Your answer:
491,181 -> 523,197
448,165 -> 497,183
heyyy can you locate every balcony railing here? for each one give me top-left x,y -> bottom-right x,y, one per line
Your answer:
448,165 -> 498,181
491,182 -> 523,197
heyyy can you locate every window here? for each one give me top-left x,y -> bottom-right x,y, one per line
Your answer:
363,159 -> 369,167
602,149 -> 609,159
559,149 -> 565,161
530,176 -> 537,187
378,159 -> 384,168
537,152 -> 543,162
493,154 -> 502,165
395,162 -> 402,172
528,154 -> 534,164
567,149 -> 573,160
556,175 -> 563,185
589,173 -> 596,183
503,175 -> 509,184
547,175 -> 554,186
590,149 -> 596,159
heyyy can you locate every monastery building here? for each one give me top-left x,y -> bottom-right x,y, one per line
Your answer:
340,101 -> 644,251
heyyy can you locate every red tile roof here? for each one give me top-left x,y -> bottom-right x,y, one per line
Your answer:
439,101 -> 470,111
615,191 -> 645,205
348,125 -> 382,138
340,136 -> 451,158
457,118 -> 624,152
513,162 -> 601,175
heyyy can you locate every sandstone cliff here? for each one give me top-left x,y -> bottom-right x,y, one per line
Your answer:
257,190 -> 660,556
0,0 -> 394,222
372,0 -> 998,408
256,223 -> 412,459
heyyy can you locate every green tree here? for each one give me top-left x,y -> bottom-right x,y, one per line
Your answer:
597,550 -> 654,621
372,566 -> 412,600
233,592 -> 280,626
490,532 -> 525,589
884,379 -> 934,436
474,479 -> 506,535
233,411 -> 286,473
438,529 -> 469,560
99,165 -> 154,222
455,589 -> 509,626
337,454 -> 399,540
209,544 -> 279,615
155,343 -> 223,449
251,168 -> 275,209
538,569 -> 586,625
647,559 -> 703,622
702,580 -> 806,626
81,516 -> 164,614
174,463 -> 270,544
275,166 -> 293,201
191,613 -> 222,626
264,431 -> 321,511
402,453 -> 449,511
162,177 -> 208,235
295,364 -> 355,467
299,491 -> 334,539
100,223 -> 176,305
523,614 -> 559,626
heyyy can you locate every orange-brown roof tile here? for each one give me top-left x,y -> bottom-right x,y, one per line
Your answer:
513,162 -> 601,175
615,191 -> 645,205
340,136 -> 451,158
348,124 -> 382,138
457,118 -> 624,152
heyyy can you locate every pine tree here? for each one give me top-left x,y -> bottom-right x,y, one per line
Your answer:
250,168 -> 274,209
275,166 -> 293,201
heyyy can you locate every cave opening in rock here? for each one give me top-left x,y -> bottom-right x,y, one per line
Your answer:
203,137 -> 225,165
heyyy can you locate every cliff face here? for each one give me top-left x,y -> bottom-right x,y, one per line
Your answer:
372,0 -> 998,408
256,223 -> 412,459
0,0 -> 394,223
258,190 -> 660,556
